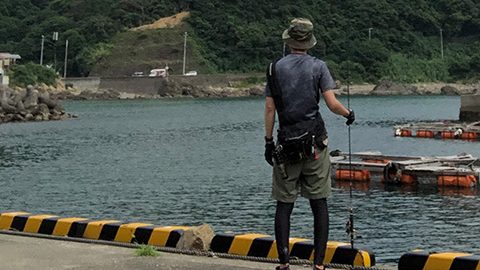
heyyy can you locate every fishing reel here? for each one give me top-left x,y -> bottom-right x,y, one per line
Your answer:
345,214 -> 361,242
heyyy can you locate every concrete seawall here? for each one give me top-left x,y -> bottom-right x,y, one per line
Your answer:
460,94 -> 480,122
63,74 -> 262,97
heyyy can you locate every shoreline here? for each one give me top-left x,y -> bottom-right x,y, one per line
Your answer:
54,81 -> 480,100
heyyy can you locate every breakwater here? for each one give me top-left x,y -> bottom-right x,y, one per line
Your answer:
0,85 -> 72,124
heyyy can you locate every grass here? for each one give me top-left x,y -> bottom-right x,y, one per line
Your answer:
135,245 -> 159,257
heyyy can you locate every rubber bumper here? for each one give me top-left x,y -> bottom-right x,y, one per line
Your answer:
399,250 -> 480,270
210,233 -> 375,267
0,212 -> 189,247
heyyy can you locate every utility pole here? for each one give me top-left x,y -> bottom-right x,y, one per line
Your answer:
53,32 -> 59,71
63,40 -> 69,78
368,28 -> 373,40
182,32 -> 187,75
40,35 -> 45,65
440,28 -> 444,60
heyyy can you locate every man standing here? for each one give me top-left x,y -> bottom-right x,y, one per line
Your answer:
264,18 -> 355,270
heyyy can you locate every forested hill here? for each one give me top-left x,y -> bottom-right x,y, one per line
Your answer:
1,0 -> 479,83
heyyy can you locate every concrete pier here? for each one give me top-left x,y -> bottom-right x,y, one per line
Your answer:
460,94 -> 480,122
0,233 -> 290,270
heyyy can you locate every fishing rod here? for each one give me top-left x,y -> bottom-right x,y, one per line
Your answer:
346,65 -> 355,249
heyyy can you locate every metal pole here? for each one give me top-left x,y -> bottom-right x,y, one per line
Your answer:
368,28 -> 373,40
182,32 -> 187,75
63,40 -> 69,78
440,28 -> 444,60
40,35 -> 45,65
283,42 -> 286,57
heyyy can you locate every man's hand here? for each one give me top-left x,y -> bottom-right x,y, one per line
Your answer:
264,137 -> 275,166
345,110 -> 355,125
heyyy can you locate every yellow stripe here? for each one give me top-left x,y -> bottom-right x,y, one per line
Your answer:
23,215 -> 57,233
52,218 -> 89,236
424,253 -> 471,270
267,241 -> 278,259
148,226 -> 190,247
354,250 -> 372,267
320,241 -> 349,263
114,223 -> 153,243
83,220 -> 119,240
268,237 -> 312,259
228,234 -> 270,256
0,212 -> 29,230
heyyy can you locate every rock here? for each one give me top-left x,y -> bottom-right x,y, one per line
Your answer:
175,224 -> 215,251
23,89 -> 39,109
38,91 -> 58,109
371,80 -> 418,95
32,103 -> 50,116
25,113 -> 34,121
16,100 -> 25,111
440,85 -> 459,95
13,114 -> 24,121
248,85 -> 264,96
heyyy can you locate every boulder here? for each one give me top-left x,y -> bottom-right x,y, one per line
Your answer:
38,91 -> 58,109
175,224 -> 215,251
371,80 -> 418,95
32,103 -> 50,116
440,85 -> 459,95
23,89 -> 39,109
248,85 -> 264,96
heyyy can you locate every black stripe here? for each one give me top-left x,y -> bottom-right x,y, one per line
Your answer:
290,241 -> 314,260
165,230 -> 183,247
68,220 -> 90,238
210,234 -> 235,253
330,245 -> 359,266
133,226 -> 154,244
247,237 -> 274,257
98,223 -> 121,241
398,251 -> 430,270
11,215 -> 30,231
450,255 -> 480,270
38,218 -> 59,235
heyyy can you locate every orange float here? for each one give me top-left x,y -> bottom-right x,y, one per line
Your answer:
400,174 -> 417,185
440,131 -> 456,139
335,169 -> 371,182
437,175 -> 477,188
400,130 -> 412,137
460,132 -> 477,140
416,130 -> 434,138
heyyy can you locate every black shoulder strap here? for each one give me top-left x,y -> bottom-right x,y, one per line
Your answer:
266,58 -> 288,126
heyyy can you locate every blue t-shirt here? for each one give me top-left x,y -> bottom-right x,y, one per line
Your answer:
265,53 -> 336,125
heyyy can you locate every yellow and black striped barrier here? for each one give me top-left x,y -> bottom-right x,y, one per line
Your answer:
399,250 -> 480,270
210,233 -> 375,267
0,212 -> 189,247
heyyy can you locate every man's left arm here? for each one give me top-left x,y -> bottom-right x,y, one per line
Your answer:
264,97 -> 276,139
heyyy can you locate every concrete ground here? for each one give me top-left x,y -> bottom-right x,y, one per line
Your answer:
0,233 -> 313,270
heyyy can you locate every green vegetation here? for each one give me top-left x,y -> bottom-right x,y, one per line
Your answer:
9,63 -> 57,87
1,0 -> 479,83
135,245 -> 159,257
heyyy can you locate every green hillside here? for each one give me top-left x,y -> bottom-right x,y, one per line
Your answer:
1,0 -> 480,83
90,25 -> 213,77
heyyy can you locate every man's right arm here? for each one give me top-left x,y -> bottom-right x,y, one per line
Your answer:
322,90 -> 350,117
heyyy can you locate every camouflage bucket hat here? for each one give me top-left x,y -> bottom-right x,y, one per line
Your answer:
282,18 -> 317,50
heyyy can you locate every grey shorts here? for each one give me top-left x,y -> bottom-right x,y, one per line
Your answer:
272,147 -> 332,203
